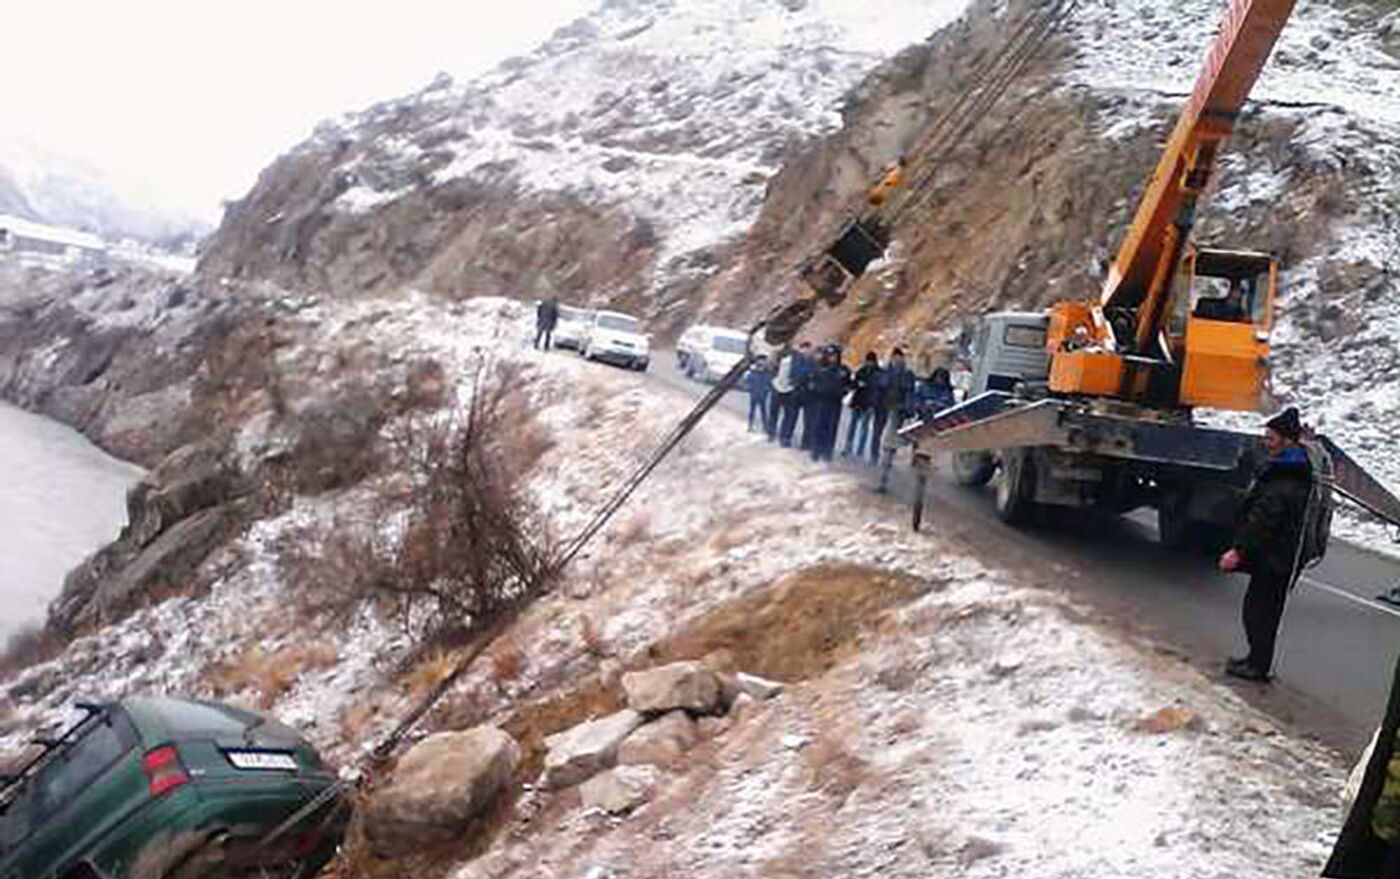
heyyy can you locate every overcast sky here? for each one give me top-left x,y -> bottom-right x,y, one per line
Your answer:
0,0 -> 595,224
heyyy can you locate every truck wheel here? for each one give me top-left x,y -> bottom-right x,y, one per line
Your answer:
951,451 -> 995,487
1158,490 -> 1194,551
994,449 -> 1037,525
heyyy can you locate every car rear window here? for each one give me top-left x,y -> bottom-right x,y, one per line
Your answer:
31,712 -> 137,819
712,336 -> 747,354
151,700 -> 252,736
598,314 -> 640,333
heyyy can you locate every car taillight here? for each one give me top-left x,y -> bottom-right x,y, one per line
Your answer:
143,745 -> 190,797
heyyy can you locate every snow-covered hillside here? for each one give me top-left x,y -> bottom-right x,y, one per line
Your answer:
200,0 -> 973,306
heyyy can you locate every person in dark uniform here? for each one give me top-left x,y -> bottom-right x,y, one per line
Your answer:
535,298 -> 560,350
1218,406 -> 1313,682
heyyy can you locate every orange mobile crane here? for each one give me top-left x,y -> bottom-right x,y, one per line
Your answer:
1047,0 -> 1294,412
785,0 -> 1400,540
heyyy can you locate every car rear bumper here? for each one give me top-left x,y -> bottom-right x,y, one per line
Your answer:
593,349 -> 648,367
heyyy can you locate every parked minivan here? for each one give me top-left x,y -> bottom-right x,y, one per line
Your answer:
676,324 -> 749,383
0,698 -> 347,879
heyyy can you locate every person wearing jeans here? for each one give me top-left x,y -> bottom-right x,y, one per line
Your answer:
842,351 -> 882,460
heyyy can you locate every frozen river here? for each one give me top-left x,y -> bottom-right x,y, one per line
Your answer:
0,403 -> 142,642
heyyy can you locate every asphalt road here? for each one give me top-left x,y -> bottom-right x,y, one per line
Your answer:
635,347 -> 1400,751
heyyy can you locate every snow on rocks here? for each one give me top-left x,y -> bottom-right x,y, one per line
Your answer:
543,709 -> 646,789
579,764 -> 666,815
621,660 -> 723,715
617,710 -> 700,768
364,726 -> 521,856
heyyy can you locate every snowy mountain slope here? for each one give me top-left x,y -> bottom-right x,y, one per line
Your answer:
0,140 -> 209,247
199,0 -> 973,308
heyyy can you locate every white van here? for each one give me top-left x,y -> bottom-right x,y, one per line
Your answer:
583,310 -> 651,371
676,324 -> 750,383
553,304 -> 595,351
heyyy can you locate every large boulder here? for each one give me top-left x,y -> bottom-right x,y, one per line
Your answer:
617,710 -> 698,768
622,661 -> 722,715
579,765 -> 664,814
542,709 -> 644,789
365,726 -> 520,856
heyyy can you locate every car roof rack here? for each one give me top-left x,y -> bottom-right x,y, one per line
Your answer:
0,701 -> 110,800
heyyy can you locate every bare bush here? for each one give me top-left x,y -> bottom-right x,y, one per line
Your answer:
286,360 -> 557,648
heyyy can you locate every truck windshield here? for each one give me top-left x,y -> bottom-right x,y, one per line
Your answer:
712,336 -> 747,354
1003,325 -> 1047,349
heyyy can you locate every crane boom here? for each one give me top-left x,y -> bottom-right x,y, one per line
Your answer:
1102,0 -> 1296,351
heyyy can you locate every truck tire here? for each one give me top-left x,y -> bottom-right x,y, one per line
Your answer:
994,448 -> 1037,525
1157,489 -> 1194,551
951,451 -> 996,487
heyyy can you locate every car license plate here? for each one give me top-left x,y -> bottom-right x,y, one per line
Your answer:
226,750 -> 299,771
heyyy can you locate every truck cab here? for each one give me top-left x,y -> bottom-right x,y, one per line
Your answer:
966,311 -> 1051,396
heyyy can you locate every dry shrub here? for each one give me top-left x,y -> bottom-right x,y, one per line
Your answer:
206,641 -> 339,709
0,624 -> 65,677
404,651 -> 460,704
286,360 -> 557,648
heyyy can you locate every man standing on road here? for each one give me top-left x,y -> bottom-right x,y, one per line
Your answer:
745,354 -> 774,435
1218,406 -> 1314,683
842,352 -> 882,460
772,345 -> 798,446
808,344 -> 851,463
791,341 -> 817,451
873,347 -> 918,489
535,298 -> 560,351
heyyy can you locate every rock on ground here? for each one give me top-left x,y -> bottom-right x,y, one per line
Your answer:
364,726 -> 520,856
579,765 -> 665,815
622,661 -> 722,715
543,709 -> 645,789
617,710 -> 699,768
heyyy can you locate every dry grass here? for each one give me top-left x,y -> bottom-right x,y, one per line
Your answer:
647,563 -> 932,683
339,701 -> 380,746
404,650 -> 460,704
205,641 -> 339,709
489,636 -> 527,686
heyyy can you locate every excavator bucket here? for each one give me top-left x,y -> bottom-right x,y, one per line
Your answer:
800,217 -> 891,306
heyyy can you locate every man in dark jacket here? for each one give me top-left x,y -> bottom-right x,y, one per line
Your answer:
842,352 -> 882,460
1218,406 -> 1313,682
535,298 -> 560,350
807,344 -> 850,462
873,347 -> 915,466
745,355 -> 774,434
790,341 -> 817,451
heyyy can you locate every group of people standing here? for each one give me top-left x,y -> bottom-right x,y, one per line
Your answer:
743,342 -> 957,465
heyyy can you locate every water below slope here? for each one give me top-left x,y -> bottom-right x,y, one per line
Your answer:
0,403 -> 142,642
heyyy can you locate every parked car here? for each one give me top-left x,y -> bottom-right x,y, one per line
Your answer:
552,304 -> 594,352
583,310 -> 650,371
676,324 -> 749,383
0,698 -> 348,879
